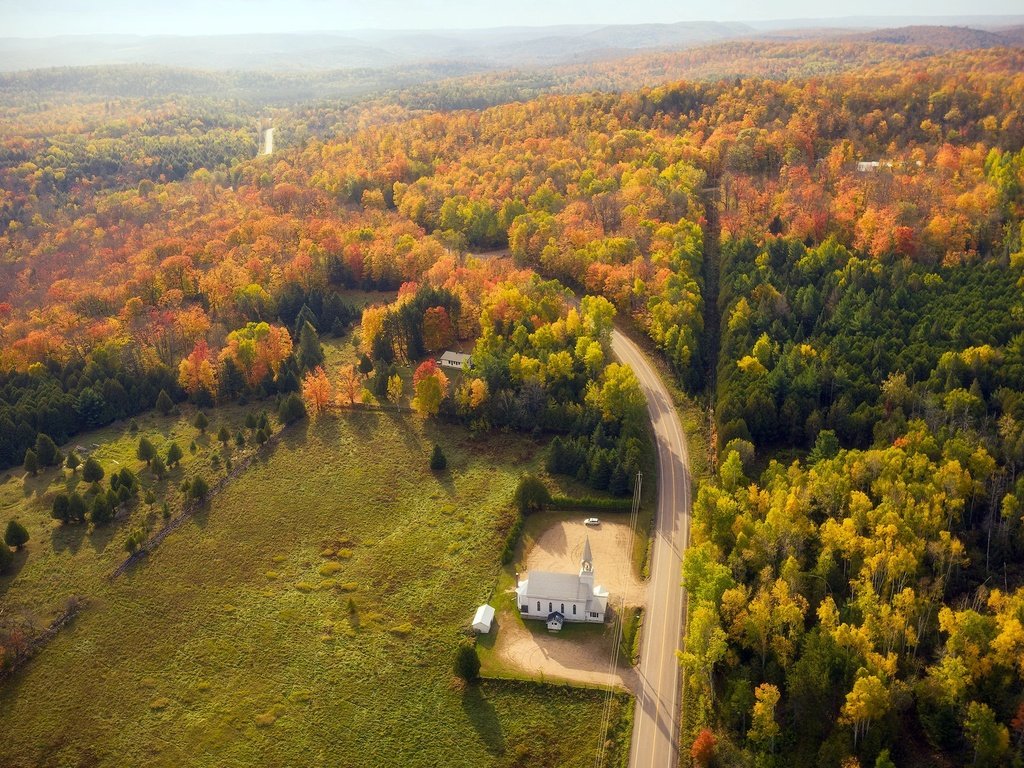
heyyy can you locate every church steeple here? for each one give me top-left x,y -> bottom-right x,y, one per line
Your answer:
581,536 -> 593,573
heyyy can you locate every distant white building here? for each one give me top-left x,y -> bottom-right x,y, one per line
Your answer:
438,351 -> 472,369
856,161 -> 881,172
515,537 -> 608,630
472,604 -> 495,633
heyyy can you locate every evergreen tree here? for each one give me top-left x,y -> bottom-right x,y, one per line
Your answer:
358,353 -> 374,376
82,456 -> 104,483
217,426 -> 231,446
65,450 -> 81,473
52,493 -> 71,523
67,492 -> 87,523
193,411 -> 209,433
609,463 -> 630,496
5,519 -> 29,549
34,433 -> 62,467
297,321 -> 324,372
23,448 -> 38,476
454,640 -> 481,682
155,389 -> 174,416
137,436 -> 156,465
190,476 -> 210,501
278,393 -> 307,425
166,441 -> 184,467
90,494 -> 112,526
430,444 -> 447,471
151,455 -> 167,479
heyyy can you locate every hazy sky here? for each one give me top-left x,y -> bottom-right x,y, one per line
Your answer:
3,0 -> 1021,36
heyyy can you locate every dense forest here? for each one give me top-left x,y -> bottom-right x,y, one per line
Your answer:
1,34 -> 1024,766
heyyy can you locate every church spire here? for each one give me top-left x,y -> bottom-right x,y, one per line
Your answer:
581,536 -> 593,572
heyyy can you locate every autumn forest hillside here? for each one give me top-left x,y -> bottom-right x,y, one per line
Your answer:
2,31 -> 1024,768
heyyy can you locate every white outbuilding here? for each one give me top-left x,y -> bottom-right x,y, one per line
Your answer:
438,351 -> 472,369
472,603 -> 495,633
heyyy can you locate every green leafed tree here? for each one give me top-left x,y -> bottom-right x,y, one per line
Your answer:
514,474 -> 551,515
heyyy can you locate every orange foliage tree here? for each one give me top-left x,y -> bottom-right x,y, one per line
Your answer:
301,366 -> 334,415
178,340 -> 218,398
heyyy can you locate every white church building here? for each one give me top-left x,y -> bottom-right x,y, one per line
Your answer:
515,537 -> 608,630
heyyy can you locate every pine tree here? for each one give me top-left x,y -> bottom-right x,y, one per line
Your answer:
454,641 -> 481,682
34,433 -> 62,467
52,493 -> 71,523
67,492 -> 87,523
23,448 -> 38,476
82,456 -> 104,483
297,321 -> 325,372
166,441 -> 184,467
4,519 -> 29,549
155,389 -> 174,416
430,444 -> 447,471
278,393 -> 307,425
137,436 -> 156,465
90,494 -> 112,526
190,476 -> 210,501
193,411 -> 209,433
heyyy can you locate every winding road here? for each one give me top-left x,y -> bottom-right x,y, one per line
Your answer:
611,329 -> 692,768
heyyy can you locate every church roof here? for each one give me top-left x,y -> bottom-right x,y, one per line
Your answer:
581,536 -> 593,565
520,571 -> 584,600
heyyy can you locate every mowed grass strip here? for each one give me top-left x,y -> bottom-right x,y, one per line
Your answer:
0,411 -> 627,767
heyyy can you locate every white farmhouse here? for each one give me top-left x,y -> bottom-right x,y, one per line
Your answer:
515,537 -> 608,630
438,351 -> 472,369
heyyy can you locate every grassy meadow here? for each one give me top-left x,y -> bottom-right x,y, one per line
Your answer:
0,409 -> 630,767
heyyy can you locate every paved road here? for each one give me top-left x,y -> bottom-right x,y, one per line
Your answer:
612,329 -> 692,768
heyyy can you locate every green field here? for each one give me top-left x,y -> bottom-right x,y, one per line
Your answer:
0,410 -> 629,767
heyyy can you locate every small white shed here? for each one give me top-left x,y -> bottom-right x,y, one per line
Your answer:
472,604 -> 495,633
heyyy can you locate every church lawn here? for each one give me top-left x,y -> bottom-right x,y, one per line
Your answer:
476,513 -> 643,692
0,410 -> 630,767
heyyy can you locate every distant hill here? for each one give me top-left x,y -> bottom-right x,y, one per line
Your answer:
4,17 -> 1024,73
0,22 -> 756,72
841,24 -> 1016,48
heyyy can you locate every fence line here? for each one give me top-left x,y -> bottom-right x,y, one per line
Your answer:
0,597 -> 86,683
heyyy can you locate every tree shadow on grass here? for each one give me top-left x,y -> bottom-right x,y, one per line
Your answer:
461,683 -> 505,756
51,519 -> 87,556
87,520 -> 118,555
0,547 -> 30,597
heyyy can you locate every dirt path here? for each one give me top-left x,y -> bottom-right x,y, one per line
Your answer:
523,516 -> 647,605
489,608 -> 639,692
486,515 -> 646,692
